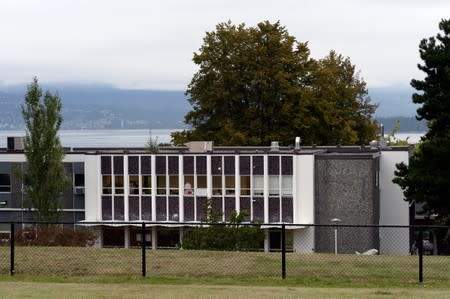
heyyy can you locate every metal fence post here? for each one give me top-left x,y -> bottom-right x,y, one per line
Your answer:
281,224 -> 286,279
141,222 -> 146,277
10,223 -> 15,276
418,228 -> 423,283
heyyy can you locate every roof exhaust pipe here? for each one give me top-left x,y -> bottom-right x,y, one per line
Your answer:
295,137 -> 301,150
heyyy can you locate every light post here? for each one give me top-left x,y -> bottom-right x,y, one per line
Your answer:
331,218 -> 341,255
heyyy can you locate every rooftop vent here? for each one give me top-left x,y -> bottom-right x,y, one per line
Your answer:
270,141 -> 279,152
185,141 -> 213,153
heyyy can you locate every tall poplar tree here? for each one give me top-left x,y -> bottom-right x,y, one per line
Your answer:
21,78 -> 70,221
393,19 -> 450,223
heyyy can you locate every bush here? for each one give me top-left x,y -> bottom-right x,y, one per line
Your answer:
15,225 -> 96,247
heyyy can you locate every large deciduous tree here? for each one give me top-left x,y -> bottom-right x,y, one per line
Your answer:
172,20 -> 378,146
393,19 -> 450,223
21,78 -> 70,221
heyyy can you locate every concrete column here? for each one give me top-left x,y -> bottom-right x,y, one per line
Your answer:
124,226 -> 130,248
152,226 -> 157,250
264,229 -> 270,252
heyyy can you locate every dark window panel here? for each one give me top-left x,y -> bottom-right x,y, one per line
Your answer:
212,197 -> 222,219
224,156 -> 235,175
73,162 -> 84,174
196,197 -> 207,221
114,196 -> 124,220
282,197 -> 293,223
281,156 -> 293,175
113,156 -> 124,174
101,156 -> 111,174
128,156 -> 139,174
224,197 -> 235,221
103,227 -> 124,247
141,156 -> 151,175
74,173 -> 85,187
239,197 -> 251,222
142,196 -> 152,220
129,196 -> 140,221
269,197 -> 280,223
252,197 -> 264,222
252,156 -> 264,175
102,196 -> 112,220
184,196 -> 194,221
196,156 -> 207,175
74,194 -> 84,209
168,196 -> 179,221
183,156 -> 194,174
168,156 -> 179,175
156,196 -> 167,221
211,156 -> 222,175
156,156 -> 166,175
239,156 -> 250,175
268,156 -> 280,175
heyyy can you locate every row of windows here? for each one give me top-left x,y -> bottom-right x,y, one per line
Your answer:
102,174 -> 293,196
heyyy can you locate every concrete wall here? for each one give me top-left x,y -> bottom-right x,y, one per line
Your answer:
314,155 -> 379,253
379,149 -> 410,254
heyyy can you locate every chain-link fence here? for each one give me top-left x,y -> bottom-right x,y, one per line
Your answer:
1,221 -> 449,283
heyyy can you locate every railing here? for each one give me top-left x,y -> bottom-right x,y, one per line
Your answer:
0,221 -> 449,283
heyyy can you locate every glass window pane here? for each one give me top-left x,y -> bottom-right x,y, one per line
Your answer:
115,176 -> 124,194
240,176 -> 250,196
102,175 -> 112,194
197,176 -> 207,188
129,175 -> 139,195
212,176 -> 222,195
169,176 -> 179,195
282,176 -> 293,195
269,176 -> 279,196
157,176 -> 166,195
184,175 -> 194,195
253,176 -> 264,196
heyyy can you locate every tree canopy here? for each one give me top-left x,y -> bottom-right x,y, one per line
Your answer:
21,78 -> 70,221
172,20 -> 378,146
393,19 -> 450,223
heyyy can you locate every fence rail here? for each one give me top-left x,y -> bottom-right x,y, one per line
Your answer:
1,221 -> 449,283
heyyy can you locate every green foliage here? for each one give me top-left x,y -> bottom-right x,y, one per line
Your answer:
20,78 -> 70,221
172,20 -> 378,146
182,199 -> 264,251
145,130 -> 160,153
393,19 -> 450,223
385,120 -> 410,146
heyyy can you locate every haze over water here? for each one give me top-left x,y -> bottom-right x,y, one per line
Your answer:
0,129 -> 424,148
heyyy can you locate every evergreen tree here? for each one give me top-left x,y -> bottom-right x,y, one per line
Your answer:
393,19 -> 450,223
21,78 -> 70,221
172,20 -> 378,146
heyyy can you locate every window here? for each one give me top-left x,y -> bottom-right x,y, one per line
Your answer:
142,175 -> 151,195
225,176 -> 235,195
184,175 -> 194,195
196,175 -> 207,196
281,176 -> 293,196
253,176 -> 264,196
269,176 -> 280,196
240,176 -> 250,196
212,176 -> 222,195
74,173 -> 84,187
0,173 -> 11,193
157,176 -> 166,195
115,176 -> 124,194
169,175 -> 179,195
129,175 -> 139,195
102,175 -> 112,194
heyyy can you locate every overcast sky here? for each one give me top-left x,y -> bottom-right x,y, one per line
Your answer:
0,0 -> 448,90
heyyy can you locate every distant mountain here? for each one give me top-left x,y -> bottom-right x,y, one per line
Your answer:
0,83 -> 424,131
368,85 -> 418,117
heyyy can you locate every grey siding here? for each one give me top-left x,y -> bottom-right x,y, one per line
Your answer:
314,156 -> 379,253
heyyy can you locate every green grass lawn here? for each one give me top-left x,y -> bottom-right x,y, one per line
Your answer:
1,246 -> 450,288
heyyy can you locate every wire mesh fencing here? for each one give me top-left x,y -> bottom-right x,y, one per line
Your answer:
1,221 -> 449,283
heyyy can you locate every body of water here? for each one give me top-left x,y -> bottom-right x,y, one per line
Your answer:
0,130 -> 425,148
0,129 -> 179,148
